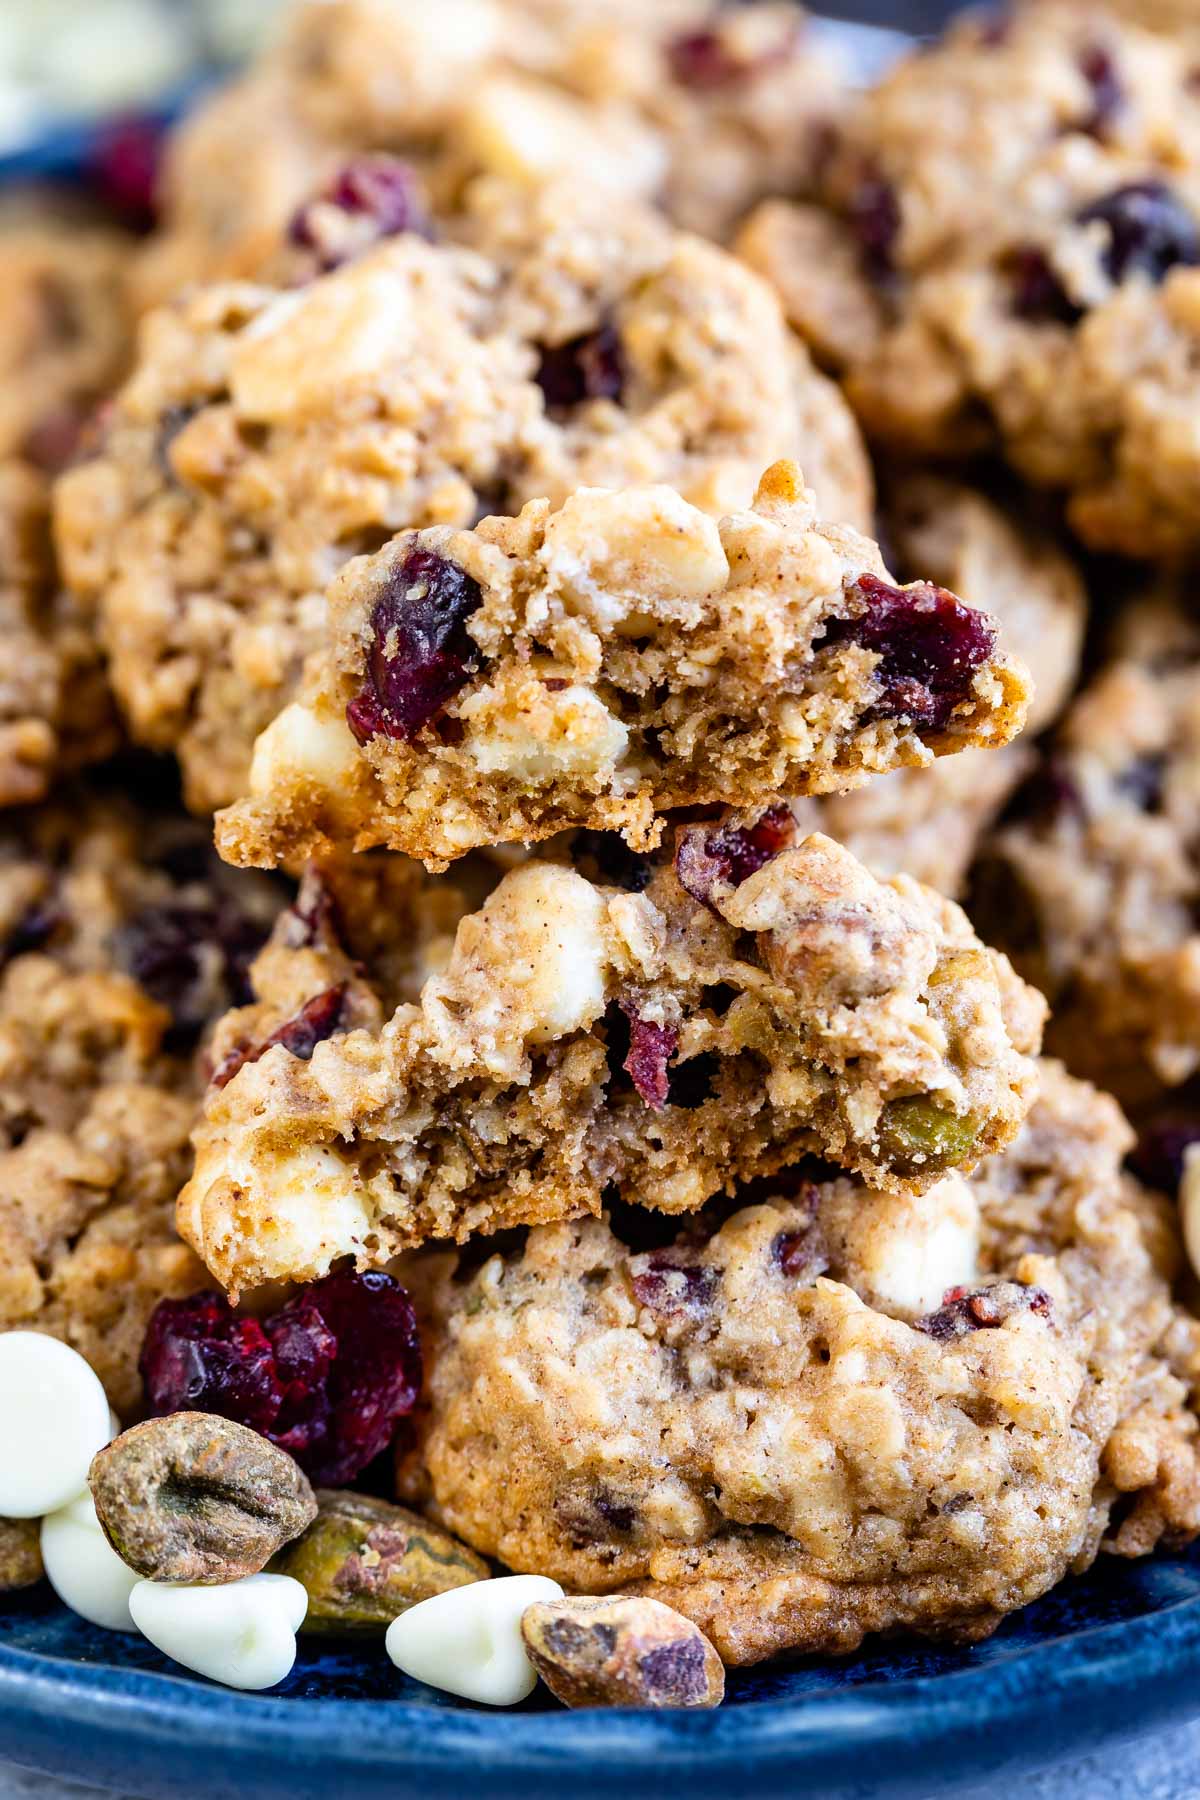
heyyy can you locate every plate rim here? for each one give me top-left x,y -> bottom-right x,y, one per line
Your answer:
4,1572 -> 1200,1798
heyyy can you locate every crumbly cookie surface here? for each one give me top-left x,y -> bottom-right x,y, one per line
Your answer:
409,1062 -> 1200,1663
61,182 -> 871,815
214,460 -> 1030,871
0,785 -> 285,1414
737,2 -> 1200,558
134,0 -> 840,311
0,213 -> 131,805
971,596 -> 1200,1108
180,827 -> 1044,1296
795,474 -> 1084,895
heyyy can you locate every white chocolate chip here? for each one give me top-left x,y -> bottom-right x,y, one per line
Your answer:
458,75 -> 663,195
542,487 -> 730,634
1180,1144 -> 1200,1283
427,864 -> 611,1054
0,1333 -> 112,1517
461,682 -> 629,783
179,1140 -> 375,1292
385,1575 -> 563,1705
40,1492 -> 139,1633
129,1573 -> 309,1691
837,1175 -> 980,1320
248,702 -> 362,802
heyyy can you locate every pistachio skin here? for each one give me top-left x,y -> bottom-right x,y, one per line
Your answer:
521,1595 -> 725,1709
89,1412 -> 317,1584
271,1489 -> 489,1635
0,1516 -> 43,1591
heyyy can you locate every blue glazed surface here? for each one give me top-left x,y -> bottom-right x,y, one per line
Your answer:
3,1546 -> 1200,1799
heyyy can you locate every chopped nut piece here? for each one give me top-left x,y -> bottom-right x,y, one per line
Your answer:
521,1595 -> 724,1709
272,1489 -> 488,1634
0,1516 -> 43,1591
89,1412 -> 317,1584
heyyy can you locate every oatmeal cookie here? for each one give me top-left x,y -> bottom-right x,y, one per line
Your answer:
970,596 -> 1200,1108
0,461 -> 117,808
0,785 -> 285,1414
794,474 -> 1085,894
736,3 -> 1200,558
134,0 -> 839,309
214,460 -> 1030,871
61,182 -> 871,815
409,1063 -> 1200,1663
179,826 -> 1044,1297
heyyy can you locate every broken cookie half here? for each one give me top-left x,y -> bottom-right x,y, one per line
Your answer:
179,824 -> 1045,1297
216,460 -> 1031,871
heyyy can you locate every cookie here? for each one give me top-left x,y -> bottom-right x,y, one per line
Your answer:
970,593 -> 1200,1109
133,0 -> 839,310
410,1062 -> 1200,1663
0,783 -> 284,1415
794,474 -> 1086,895
213,459 -> 1031,872
58,179 -> 872,814
737,3 -> 1200,558
179,826 -> 1045,1297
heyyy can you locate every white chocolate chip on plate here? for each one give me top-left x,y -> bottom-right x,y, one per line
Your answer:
40,1491 -> 139,1633
386,1575 -> 564,1705
129,1572 -> 309,1691
0,1333 -> 113,1517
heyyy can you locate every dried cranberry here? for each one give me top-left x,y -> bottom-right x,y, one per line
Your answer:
621,1004 -> 678,1112
822,573 -> 997,731
285,872 -> 346,951
87,118 -> 163,229
139,1294 -> 282,1436
116,898 -> 270,1051
21,406 -> 86,475
288,156 -> 429,270
346,548 -> 483,744
1078,45 -> 1122,137
535,324 -> 625,410
140,1270 -> 422,1483
665,20 -> 796,90
849,173 -> 901,284
1008,246 -> 1083,325
674,803 -> 795,910
1077,181 -> 1200,285
914,1281 -> 1053,1342
772,1226 -> 829,1280
211,982 -> 348,1090
630,1256 -> 718,1317
1129,1119 -> 1200,1196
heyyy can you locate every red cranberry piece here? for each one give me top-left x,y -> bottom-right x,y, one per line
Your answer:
822,573 -> 997,731
535,324 -> 625,410
675,803 -> 795,910
772,1226 -> 829,1280
620,1004 -> 678,1112
140,1293 -> 283,1436
1076,181 -> 1200,284
288,156 -> 429,270
666,12 -> 799,90
346,548 -> 483,744
87,118 -> 163,229
140,1270 -> 422,1483
1078,45 -> 1122,137
1008,246 -> 1083,325
849,172 -> 901,283
914,1281 -> 1053,1342
116,898 -> 271,1052
211,982 -> 348,1090
1129,1120 -> 1200,1196
21,405 -> 87,475
630,1256 -> 718,1317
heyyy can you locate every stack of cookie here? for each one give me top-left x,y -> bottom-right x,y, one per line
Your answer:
4,0 -> 1200,1678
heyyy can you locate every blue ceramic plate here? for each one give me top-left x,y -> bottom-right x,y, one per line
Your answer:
4,1545 -> 1200,1799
